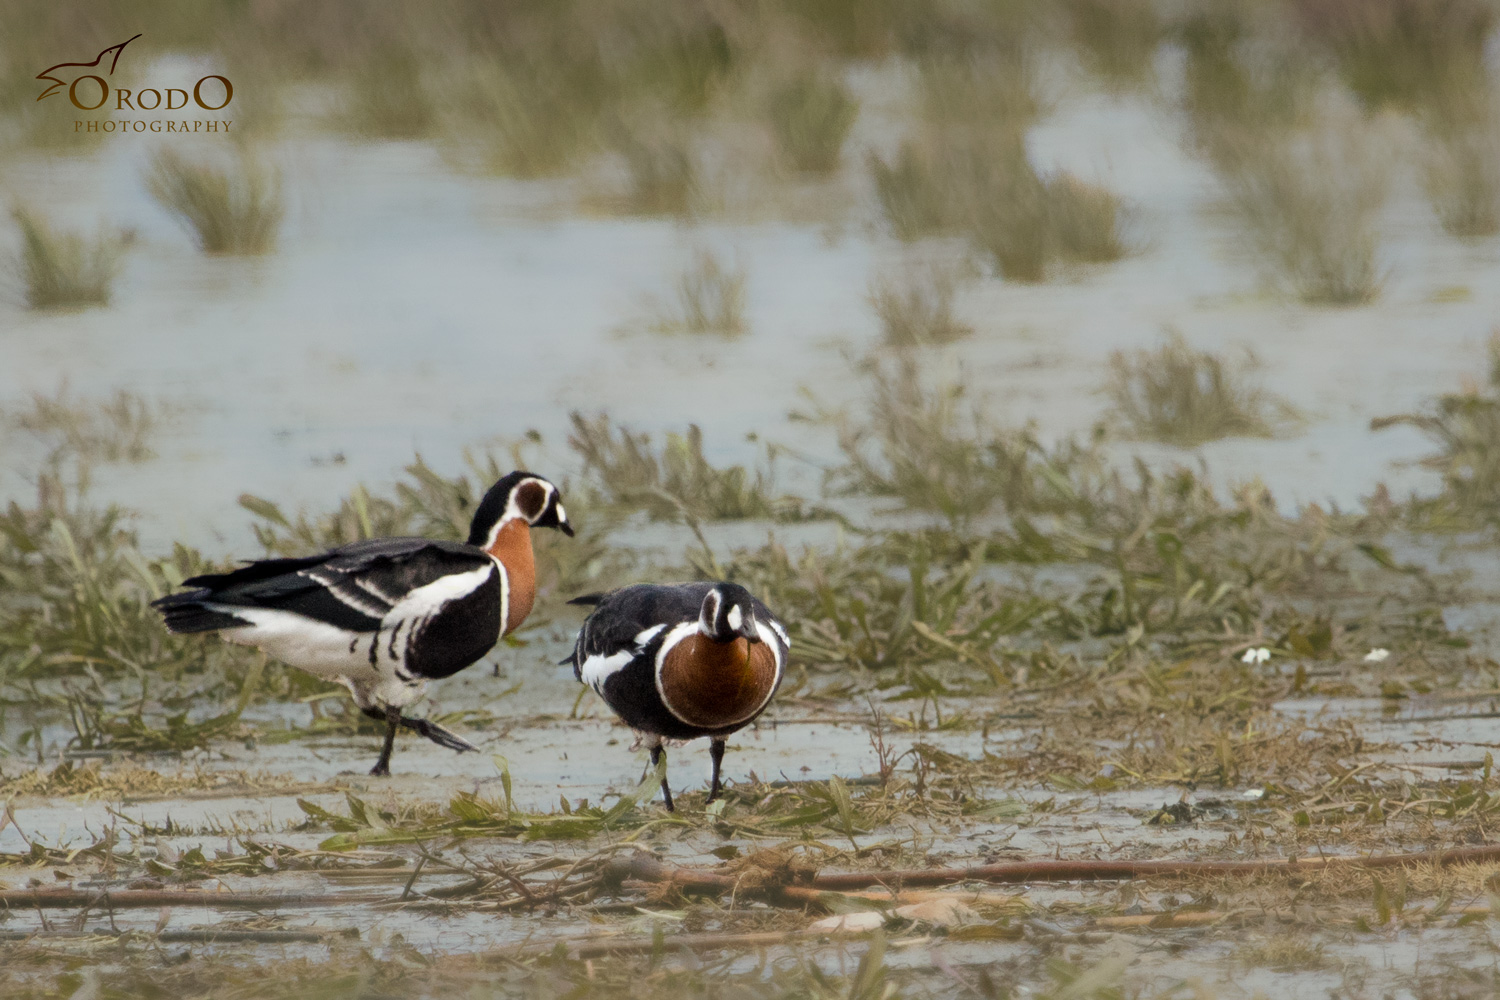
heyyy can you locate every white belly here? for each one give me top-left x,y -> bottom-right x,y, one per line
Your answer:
217,607 -> 425,709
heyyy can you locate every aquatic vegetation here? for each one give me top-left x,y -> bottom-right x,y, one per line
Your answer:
1374,336 -> 1500,528
9,209 -> 122,310
868,267 -> 972,347
649,248 -> 748,336
869,141 -> 956,241
915,52 -> 1040,136
567,413 -> 806,523
1293,0 -> 1493,112
962,141 -> 1053,282
452,59 -> 608,179
1105,333 -> 1295,447
612,120 -> 699,215
1063,0 -> 1162,90
1047,172 -> 1127,263
341,45 -> 435,140
1217,121 -> 1390,305
1423,118 -> 1500,238
144,148 -> 283,255
871,132 -> 1127,279
766,70 -> 859,174
0,468 -> 251,699
1178,10 -> 1318,165
811,351 -> 1116,529
7,387 -> 163,464
625,7 -> 737,114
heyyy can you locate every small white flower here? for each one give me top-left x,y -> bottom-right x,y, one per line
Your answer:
1364,648 -> 1391,663
1241,647 -> 1271,664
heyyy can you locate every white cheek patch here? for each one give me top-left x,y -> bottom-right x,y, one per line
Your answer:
727,606 -> 743,632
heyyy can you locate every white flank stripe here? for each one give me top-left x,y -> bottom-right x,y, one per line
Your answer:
634,624 -> 667,646
580,650 -> 635,696
384,564 -> 493,624
579,624 -> 665,696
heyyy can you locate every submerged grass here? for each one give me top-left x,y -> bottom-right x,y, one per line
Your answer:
341,45 -> 435,140
868,266 -> 972,347
1217,121 -> 1390,305
10,209 -> 122,310
1105,334 -> 1296,447
611,119 -> 699,216
567,413 -> 810,523
870,132 -> 1126,280
145,148 -> 283,255
648,248 -> 748,336
7,387 -> 164,464
1423,116 -> 1500,238
1293,0 -> 1494,113
766,69 -> 859,174
1374,335 -> 1500,528
1063,0 -> 1162,91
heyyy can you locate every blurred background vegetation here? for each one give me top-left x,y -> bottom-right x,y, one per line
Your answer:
3,0 -> 1500,742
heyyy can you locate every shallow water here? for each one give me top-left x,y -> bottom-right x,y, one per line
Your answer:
4,67 -> 1495,559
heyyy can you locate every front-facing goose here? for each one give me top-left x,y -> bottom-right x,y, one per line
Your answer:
153,471 -> 573,775
565,581 -> 789,810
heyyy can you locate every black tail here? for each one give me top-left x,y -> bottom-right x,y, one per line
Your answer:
152,592 -> 251,634
567,593 -> 607,607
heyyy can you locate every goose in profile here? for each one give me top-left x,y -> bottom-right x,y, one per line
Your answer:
154,472 -> 573,775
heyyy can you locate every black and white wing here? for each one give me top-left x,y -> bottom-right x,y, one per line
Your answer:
153,538 -> 503,679
564,584 -> 708,693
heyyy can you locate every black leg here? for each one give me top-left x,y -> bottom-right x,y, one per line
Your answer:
650,744 -> 674,812
707,739 -> 727,803
402,716 -> 479,753
370,705 -> 399,776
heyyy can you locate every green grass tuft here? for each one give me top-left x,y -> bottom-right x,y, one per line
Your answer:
10,210 -> 122,310
1105,333 -> 1296,447
612,121 -> 699,215
1293,0 -> 1493,112
341,46 -> 435,140
145,149 -> 283,255
1373,335 -> 1500,527
568,413 -> 808,522
650,248 -> 748,336
1423,118 -> 1500,238
8,387 -> 165,464
868,267 -> 972,347
1217,123 -> 1389,305
767,70 -> 860,174
1063,0 -> 1162,90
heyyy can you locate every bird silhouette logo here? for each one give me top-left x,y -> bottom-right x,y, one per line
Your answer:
35,33 -> 142,102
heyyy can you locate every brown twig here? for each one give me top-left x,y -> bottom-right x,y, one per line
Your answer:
1093,911 -> 1230,929
0,928 -> 352,944
512,928 -> 848,960
0,889 -> 385,911
603,845 -> 1500,907
806,844 -> 1500,890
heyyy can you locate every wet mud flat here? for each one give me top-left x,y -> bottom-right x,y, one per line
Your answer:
9,625 -> 1500,1000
